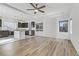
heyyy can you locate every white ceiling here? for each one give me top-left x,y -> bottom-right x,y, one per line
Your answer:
1,3 -> 73,19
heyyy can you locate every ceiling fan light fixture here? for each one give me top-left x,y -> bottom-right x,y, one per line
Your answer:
34,9 -> 38,12
27,3 -> 45,14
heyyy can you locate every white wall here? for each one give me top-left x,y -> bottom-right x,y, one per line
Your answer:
70,4 -> 79,54
35,17 -> 57,38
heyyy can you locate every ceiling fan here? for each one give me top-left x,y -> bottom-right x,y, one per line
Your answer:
27,3 -> 46,14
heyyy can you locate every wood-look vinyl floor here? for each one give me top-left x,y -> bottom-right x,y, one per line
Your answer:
0,36 -> 78,56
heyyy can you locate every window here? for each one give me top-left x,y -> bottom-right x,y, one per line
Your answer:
59,20 -> 68,32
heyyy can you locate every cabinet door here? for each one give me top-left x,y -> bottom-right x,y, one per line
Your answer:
31,22 -> 35,28
31,30 -> 35,36
18,22 -> 21,28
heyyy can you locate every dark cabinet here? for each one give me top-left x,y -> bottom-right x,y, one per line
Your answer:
31,22 -> 35,27
31,30 -> 35,36
0,31 -> 9,37
25,31 -> 29,35
25,30 -> 35,36
9,31 -> 14,35
18,22 -> 22,28
0,19 -> 2,27
18,22 -> 28,28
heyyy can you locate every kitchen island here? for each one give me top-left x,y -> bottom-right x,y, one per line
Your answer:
14,30 -> 25,39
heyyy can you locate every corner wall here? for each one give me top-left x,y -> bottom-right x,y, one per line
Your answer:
70,4 -> 79,54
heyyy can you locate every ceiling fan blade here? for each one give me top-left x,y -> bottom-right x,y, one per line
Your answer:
36,4 -> 38,7
38,10 -> 45,13
27,9 -> 35,10
30,3 -> 36,9
38,5 -> 46,9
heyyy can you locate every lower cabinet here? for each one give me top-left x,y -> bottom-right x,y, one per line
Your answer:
0,31 -> 9,37
25,30 -> 35,36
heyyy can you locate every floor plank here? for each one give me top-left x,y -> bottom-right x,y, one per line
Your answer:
0,36 -> 78,56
